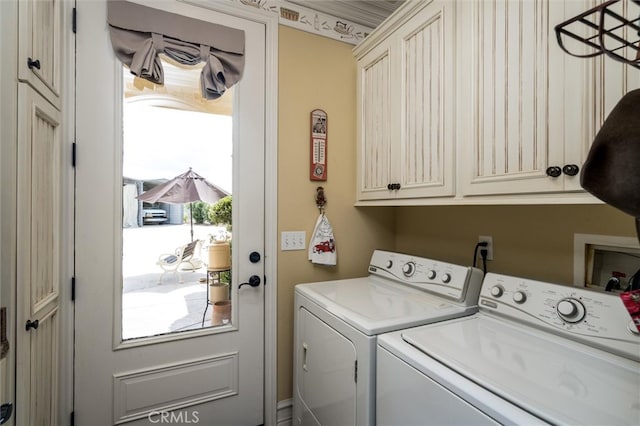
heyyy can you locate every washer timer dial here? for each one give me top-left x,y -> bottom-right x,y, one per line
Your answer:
402,262 -> 416,277
490,285 -> 504,297
556,298 -> 586,323
513,291 -> 527,304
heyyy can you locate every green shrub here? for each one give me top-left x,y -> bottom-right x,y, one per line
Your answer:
208,196 -> 232,229
190,201 -> 209,224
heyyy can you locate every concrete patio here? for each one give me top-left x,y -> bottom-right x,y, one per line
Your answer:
122,223 -> 227,340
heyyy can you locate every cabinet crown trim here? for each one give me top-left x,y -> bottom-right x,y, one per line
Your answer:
353,0 -> 430,58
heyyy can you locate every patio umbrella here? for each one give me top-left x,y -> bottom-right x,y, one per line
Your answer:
136,168 -> 230,242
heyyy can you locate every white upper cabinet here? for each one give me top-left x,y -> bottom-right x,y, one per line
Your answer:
357,41 -> 395,200
18,0 -> 62,108
457,0 -> 596,197
355,0 -> 639,205
355,0 -> 456,201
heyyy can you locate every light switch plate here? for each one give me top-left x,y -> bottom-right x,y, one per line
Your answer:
281,231 -> 306,251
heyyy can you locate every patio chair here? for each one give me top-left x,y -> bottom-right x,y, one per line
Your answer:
156,239 -> 203,284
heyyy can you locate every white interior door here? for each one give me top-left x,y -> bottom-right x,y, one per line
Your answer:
75,1 -> 267,424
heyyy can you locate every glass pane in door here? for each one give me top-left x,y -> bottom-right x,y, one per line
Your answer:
121,56 -> 233,340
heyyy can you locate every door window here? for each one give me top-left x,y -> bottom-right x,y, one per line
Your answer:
121,56 -> 234,340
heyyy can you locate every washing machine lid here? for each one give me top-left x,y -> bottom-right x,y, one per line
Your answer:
401,315 -> 640,426
295,277 -> 474,335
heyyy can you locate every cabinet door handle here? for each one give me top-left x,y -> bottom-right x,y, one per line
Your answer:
27,57 -> 41,70
387,183 -> 393,190
562,164 -> 580,176
546,166 -> 562,178
25,319 -> 39,331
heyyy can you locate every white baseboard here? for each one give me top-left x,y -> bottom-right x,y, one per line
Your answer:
276,398 -> 292,426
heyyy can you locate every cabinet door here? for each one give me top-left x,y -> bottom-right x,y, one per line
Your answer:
18,0 -> 62,108
459,0 -> 592,196
16,84 -> 62,426
397,0 -> 455,198
357,41 -> 398,200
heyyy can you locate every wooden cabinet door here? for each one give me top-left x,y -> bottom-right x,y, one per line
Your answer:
458,0 -> 593,196
18,0 -> 62,108
357,40 -> 398,200
16,85 -> 62,426
397,0 -> 455,199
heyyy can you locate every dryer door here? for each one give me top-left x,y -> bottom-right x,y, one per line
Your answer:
296,307 -> 357,426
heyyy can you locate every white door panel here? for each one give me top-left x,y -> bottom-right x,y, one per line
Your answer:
75,1 -> 266,424
16,84 -> 62,426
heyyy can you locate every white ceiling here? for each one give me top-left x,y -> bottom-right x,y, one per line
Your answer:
287,0 -> 404,28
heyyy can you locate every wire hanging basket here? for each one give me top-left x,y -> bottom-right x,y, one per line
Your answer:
555,0 -> 640,69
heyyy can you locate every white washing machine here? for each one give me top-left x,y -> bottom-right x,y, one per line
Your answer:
377,272 -> 640,425
293,250 -> 484,426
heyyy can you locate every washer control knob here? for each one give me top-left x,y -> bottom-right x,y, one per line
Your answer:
441,273 -> 451,283
386,260 -> 393,269
513,291 -> 527,304
490,285 -> 504,298
402,262 -> 416,277
427,269 -> 437,279
556,298 -> 585,323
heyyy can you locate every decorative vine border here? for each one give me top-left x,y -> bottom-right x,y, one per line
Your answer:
230,0 -> 374,44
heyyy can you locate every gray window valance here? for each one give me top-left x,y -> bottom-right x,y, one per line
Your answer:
107,1 -> 245,100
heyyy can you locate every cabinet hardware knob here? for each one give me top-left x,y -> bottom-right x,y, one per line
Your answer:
387,183 -> 393,190
25,319 -> 39,331
545,166 -> 562,178
27,57 -> 41,70
562,164 -> 580,176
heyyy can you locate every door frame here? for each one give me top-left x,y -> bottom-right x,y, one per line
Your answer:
64,0 -> 278,424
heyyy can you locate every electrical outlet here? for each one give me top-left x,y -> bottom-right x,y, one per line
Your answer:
478,236 -> 494,261
281,231 -> 306,251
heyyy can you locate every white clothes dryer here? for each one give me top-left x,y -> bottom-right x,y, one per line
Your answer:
377,272 -> 640,425
293,250 -> 484,426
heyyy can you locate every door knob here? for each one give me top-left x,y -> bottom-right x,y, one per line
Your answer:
545,166 -> 562,178
239,275 -> 261,288
25,319 -> 39,331
562,164 -> 580,176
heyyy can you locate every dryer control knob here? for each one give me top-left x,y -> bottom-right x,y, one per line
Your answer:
427,269 -> 437,279
513,291 -> 527,304
441,273 -> 451,283
556,298 -> 585,323
490,285 -> 504,298
402,262 -> 416,277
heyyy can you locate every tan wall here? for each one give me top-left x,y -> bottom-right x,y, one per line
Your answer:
277,26 -> 395,401
395,204 -> 636,285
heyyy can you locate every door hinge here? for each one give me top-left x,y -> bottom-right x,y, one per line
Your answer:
72,7 -> 77,34
354,360 -> 358,383
72,142 -> 77,167
0,308 -> 8,360
71,277 -> 76,301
